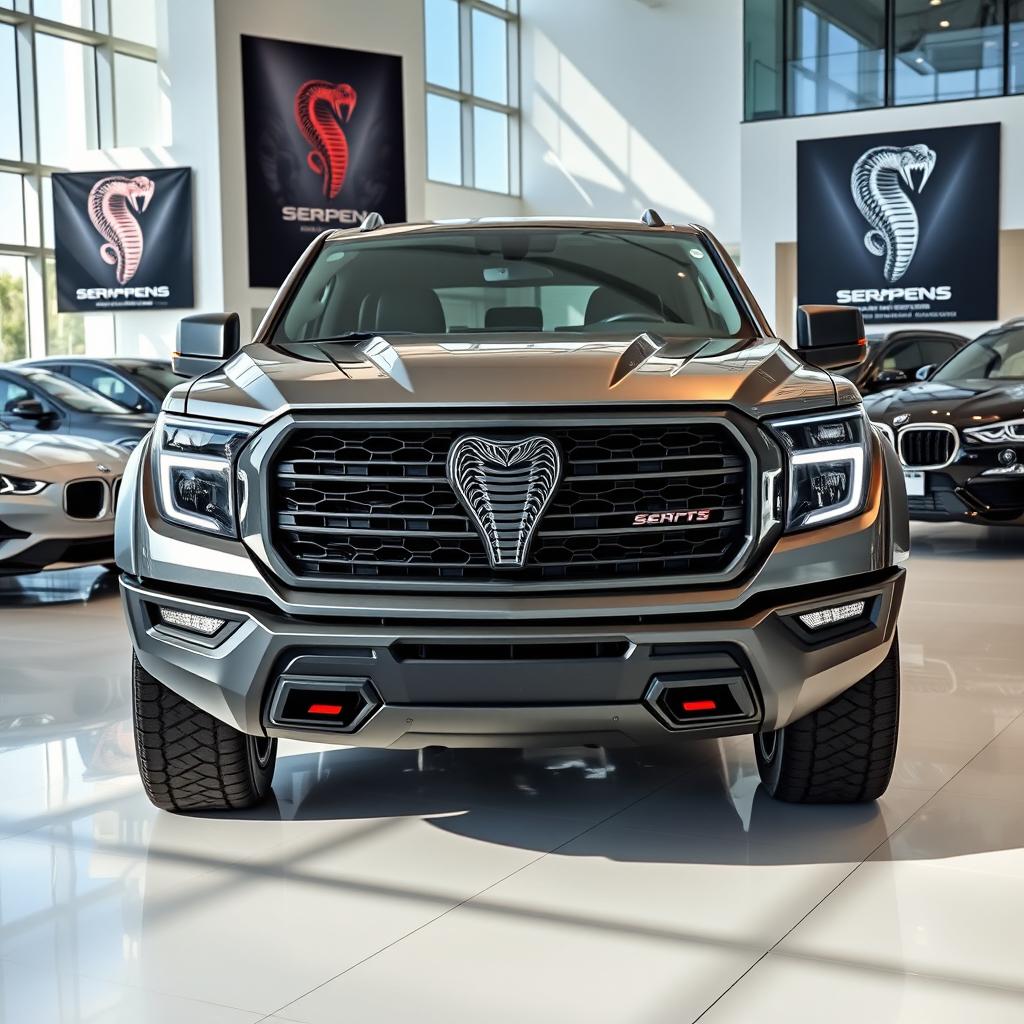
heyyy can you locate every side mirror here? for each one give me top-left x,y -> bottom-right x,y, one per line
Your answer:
875,369 -> 908,386
795,305 -> 867,371
915,364 -> 935,381
173,312 -> 241,377
10,398 -> 47,420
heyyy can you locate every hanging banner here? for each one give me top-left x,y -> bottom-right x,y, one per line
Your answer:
241,35 -> 407,288
52,167 -> 195,312
797,123 -> 1000,323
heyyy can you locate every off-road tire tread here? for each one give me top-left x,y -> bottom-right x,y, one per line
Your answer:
767,638 -> 900,803
132,656 -> 271,812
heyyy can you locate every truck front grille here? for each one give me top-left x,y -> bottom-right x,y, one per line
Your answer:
270,423 -> 750,586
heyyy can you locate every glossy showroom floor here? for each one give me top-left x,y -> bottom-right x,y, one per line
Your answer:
2,525 -> 1024,1023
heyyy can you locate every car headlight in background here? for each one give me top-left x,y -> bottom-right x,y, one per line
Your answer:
0,474 -> 48,496
154,414 -> 254,536
770,409 -> 870,532
115,437 -> 143,452
963,418 -> 1024,444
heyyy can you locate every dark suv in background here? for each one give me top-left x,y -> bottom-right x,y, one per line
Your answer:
840,328 -> 968,395
0,366 -> 154,450
18,357 -> 185,414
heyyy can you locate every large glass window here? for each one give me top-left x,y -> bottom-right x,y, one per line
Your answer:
893,0 -> 1003,105
0,24 -> 20,161
0,255 -> 28,363
35,33 -> 99,166
788,0 -> 885,115
424,0 -> 519,194
745,0 -> 785,119
1010,0 -> 1024,91
746,0 -> 1022,117
0,1 -> 158,356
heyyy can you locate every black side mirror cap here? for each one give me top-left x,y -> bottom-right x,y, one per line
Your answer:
173,312 -> 241,377
10,398 -> 47,420
875,368 -> 908,386
795,305 -> 867,371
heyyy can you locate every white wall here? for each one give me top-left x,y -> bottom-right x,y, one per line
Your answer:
212,0 -> 521,338
518,0 -> 743,245
741,97 -> 1024,340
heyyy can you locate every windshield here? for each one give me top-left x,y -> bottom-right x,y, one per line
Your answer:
23,369 -> 130,414
273,228 -> 749,343
124,363 -> 187,395
932,327 -> 1024,382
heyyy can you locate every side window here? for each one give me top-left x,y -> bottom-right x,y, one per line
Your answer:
917,339 -> 958,368
0,378 -> 31,413
882,341 -> 922,371
66,366 -> 139,408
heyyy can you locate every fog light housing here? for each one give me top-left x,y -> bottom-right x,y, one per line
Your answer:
158,606 -> 227,636
797,600 -> 866,632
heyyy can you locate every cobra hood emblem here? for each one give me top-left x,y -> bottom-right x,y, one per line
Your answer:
294,79 -> 357,199
87,175 -> 155,285
447,435 -> 561,570
851,144 -> 936,283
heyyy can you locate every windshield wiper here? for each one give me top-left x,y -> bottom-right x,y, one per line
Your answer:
280,331 -> 412,345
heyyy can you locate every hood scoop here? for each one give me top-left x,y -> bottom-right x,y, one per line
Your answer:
317,334 -> 415,392
609,333 -> 711,388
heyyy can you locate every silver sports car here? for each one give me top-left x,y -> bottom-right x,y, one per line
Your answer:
0,431 -> 128,575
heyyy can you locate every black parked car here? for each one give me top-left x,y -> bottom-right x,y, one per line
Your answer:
17,357 -> 185,414
0,366 -> 154,450
864,319 -> 1024,524
839,328 -> 968,395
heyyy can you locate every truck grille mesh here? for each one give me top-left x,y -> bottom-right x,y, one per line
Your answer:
270,424 -> 749,585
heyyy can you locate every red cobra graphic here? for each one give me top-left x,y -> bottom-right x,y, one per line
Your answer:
86,175 -> 156,285
293,80 -> 357,199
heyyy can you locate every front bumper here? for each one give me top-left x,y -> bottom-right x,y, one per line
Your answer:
905,468 -> 1024,525
1,483 -> 116,575
121,567 -> 904,748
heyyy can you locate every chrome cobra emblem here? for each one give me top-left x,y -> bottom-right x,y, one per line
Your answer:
893,413 -> 911,427
447,435 -> 561,569
851,144 -> 936,283
96,464 -> 112,473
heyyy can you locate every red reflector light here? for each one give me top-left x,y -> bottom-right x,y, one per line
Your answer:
307,703 -> 343,716
682,699 -> 717,713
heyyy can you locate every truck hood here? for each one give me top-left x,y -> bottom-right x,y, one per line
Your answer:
182,334 -> 840,424
0,431 -> 128,478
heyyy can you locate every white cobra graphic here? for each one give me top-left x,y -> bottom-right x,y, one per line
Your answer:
850,144 -> 936,283
447,435 -> 561,569
86,175 -> 156,286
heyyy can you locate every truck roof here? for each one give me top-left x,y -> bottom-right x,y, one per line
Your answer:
325,216 -> 708,243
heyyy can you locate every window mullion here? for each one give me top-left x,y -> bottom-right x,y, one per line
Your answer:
96,40 -> 115,147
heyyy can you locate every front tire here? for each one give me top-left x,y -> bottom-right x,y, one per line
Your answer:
755,635 -> 900,803
132,654 -> 277,812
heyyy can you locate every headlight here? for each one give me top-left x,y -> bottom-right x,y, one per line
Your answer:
0,474 -> 47,496
963,418 -> 1024,444
115,437 -> 142,452
154,414 -> 254,537
770,409 -> 869,531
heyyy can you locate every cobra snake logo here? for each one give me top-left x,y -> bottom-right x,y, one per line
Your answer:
851,144 -> 936,283
86,175 -> 155,286
447,435 -> 561,570
294,80 -> 357,199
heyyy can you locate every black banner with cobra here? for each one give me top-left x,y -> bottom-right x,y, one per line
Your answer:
52,166 -> 194,313
797,123 -> 1000,324
241,35 -> 407,289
